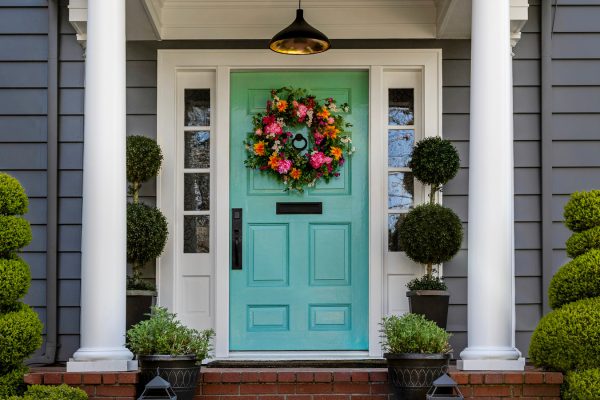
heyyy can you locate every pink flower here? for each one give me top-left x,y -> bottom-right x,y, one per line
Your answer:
255,128 -> 263,136
262,115 -> 276,125
314,132 -> 325,145
277,159 -> 292,174
310,152 -> 333,169
327,117 -> 335,124
265,122 -> 282,136
297,104 -> 308,120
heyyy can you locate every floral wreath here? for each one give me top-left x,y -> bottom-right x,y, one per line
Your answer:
244,87 -> 355,192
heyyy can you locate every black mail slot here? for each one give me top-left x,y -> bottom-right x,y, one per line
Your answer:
276,202 -> 322,215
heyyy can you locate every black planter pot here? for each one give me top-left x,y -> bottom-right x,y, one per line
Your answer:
138,355 -> 201,400
384,353 -> 450,400
126,290 -> 156,330
406,290 -> 450,329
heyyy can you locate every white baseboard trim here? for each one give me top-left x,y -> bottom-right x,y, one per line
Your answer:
456,357 -> 525,371
66,359 -> 138,372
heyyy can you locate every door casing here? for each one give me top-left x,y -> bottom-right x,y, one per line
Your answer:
156,49 -> 443,358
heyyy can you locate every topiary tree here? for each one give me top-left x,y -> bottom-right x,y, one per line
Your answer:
398,137 -> 462,289
0,173 -> 43,398
563,190 -> 600,233
548,249 -> 600,309
563,368 -> 600,400
126,136 -> 168,290
566,225 -> 600,259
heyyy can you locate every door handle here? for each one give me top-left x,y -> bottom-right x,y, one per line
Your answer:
232,208 -> 242,270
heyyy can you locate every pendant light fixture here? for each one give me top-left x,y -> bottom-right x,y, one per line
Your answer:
269,0 -> 331,55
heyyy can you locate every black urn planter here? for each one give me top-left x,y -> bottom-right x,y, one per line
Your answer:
406,290 -> 449,329
384,353 -> 451,400
138,355 -> 201,400
126,290 -> 156,330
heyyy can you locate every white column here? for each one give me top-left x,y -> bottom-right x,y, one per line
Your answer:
68,0 -> 135,372
458,0 -> 524,371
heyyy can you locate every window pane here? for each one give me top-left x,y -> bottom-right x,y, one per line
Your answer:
388,172 -> 414,211
185,89 -> 210,126
388,214 -> 406,252
388,129 -> 414,168
184,173 -> 210,211
389,88 -> 414,126
185,131 -> 210,169
184,215 -> 210,253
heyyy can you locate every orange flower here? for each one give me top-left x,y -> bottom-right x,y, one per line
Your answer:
253,141 -> 266,156
268,152 -> 281,170
317,106 -> 330,120
323,125 -> 339,139
290,168 -> 301,180
330,146 -> 342,161
277,100 -> 288,112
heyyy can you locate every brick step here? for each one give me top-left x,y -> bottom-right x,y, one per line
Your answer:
25,366 -> 563,400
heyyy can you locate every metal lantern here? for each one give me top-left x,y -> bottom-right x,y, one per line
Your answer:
426,374 -> 464,400
138,374 -> 177,400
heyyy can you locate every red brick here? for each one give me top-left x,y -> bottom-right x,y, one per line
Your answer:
450,372 -> 469,385
43,372 -> 63,384
242,372 -> 261,382
63,373 -> 82,385
277,383 -> 295,394
240,384 -> 278,395
350,372 -> 369,382
472,385 -> 511,397
24,373 -> 42,385
524,372 -> 544,384
82,373 -> 102,385
297,372 -> 314,382
118,372 -> 139,384
296,383 -> 333,394
95,385 -> 136,397
277,372 -> 295,383
259,372 -> 278,383
332,383 -> 370,394
257,395 -> 285,400
522,384 -> 561,397
203,372 -> 223,383
511,385 -> 522,397
81,386 -> 95,397
287,395 -> 312,400
369,383 -> 392,395
333,372 -> 352,382
222,372 -> 242,383
314,395 -> 350,400
457,385 -> 472,397
350,396 -> 386,400
469,373 -> 484,384
220,396 -> 258,400
102,373 -> 117,384
368,371 -> 387,383
314,372 -> 332,382
544,372 -> 564,384
484,373 -> 504,384
203,384 -> 240,395
503,372 -> 523,384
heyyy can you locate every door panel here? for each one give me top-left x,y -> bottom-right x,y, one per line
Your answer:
229,71 -> 368,351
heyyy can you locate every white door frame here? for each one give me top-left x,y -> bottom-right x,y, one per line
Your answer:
157,49 -> 442,358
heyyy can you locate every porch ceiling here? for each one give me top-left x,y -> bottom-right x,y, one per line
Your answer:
68,0 -> 529,44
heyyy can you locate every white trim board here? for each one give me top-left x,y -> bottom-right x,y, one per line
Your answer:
157,49 -> 442,359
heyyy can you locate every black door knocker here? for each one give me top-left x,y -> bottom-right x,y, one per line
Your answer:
291,133 -> 308,152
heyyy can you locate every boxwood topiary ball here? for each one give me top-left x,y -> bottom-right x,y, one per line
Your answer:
0,365 -> 28,398
398,204 -> 463,265
563,368 -> 600,400
563,190 -> 600,233
548,249 -> 600,309
566,225 -> 600,259
409,137 -> 460,187
529,296 -> 600,372
0,173 -> 28,216
127,202 -> 168,265
0,302 -> 43,368
0,257 -> 31,309
0,216 -> 32,256
126,135 -> 163,184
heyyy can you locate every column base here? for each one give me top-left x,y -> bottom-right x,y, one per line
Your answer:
457,357 -> 525,371
66,359 -> 138,372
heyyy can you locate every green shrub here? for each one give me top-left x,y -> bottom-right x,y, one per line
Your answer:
126,203 -> 168,265
0,303 -> 43,368
406,275 -> 447,291
566,226 -> 600,258
0,365 -> 27,398
0,257 -> 31,309
409,137 -> 460,188
0,174 -> 28,216
529,297 -> 600,372
548,250 -> 600,309
563,190 -> 600,233
19,384 -> 88,400
0,216 -> 32,256
398,204 -> 463,267
127,307 -> 214,361
563,368 -> 600,400
126,136 -> 163,198
380,313 -> 451,354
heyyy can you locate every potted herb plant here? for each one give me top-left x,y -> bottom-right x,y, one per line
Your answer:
126,136 -> 168,329
127,306 -> 214,400
381,313 -> 452,400
398,137 -> 462,328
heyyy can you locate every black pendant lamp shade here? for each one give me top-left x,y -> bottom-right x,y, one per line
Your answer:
269,2 -> 331,55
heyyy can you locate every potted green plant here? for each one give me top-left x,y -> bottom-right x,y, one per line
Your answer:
381,313 -> 452,400
398,137 -> 462,328
126,135 -> 169,329
127,306 -> 214,400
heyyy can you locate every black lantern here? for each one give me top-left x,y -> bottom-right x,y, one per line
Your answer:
426,374 -> 464,399
137,374 -> 177,400
269,0 -> 331,55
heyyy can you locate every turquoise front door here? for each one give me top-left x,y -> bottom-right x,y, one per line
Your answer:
229,71 -> 369,351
